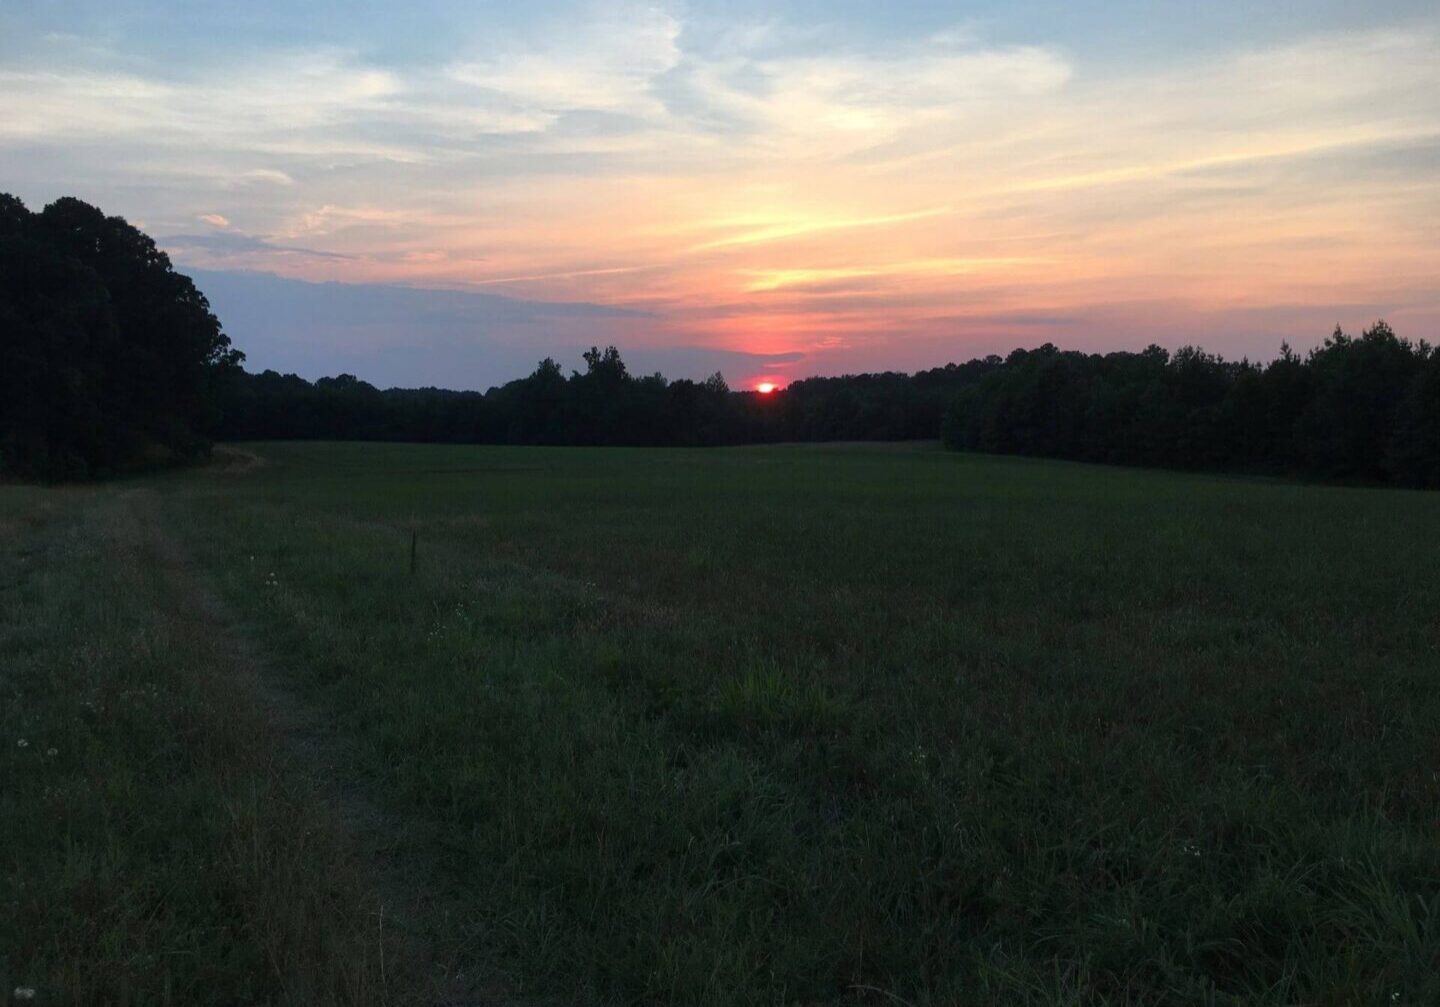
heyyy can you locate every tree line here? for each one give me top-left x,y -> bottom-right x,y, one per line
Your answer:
3,194 -> 1437,488
216,349 -> 1001,448
942,325 -> 1440,488
220,327 -> 1440,488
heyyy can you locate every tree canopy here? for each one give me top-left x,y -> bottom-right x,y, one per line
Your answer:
0,194 -> 243,479
941,323 -> 1440,487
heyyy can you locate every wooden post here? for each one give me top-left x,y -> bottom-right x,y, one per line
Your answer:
409,529 -> 417,575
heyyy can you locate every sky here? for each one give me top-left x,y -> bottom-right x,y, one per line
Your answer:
3,1 -> 1439,391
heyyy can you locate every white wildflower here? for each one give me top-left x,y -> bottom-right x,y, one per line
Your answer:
16,739 -> 28,749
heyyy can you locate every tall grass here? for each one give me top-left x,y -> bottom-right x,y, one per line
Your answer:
0,487 -> 400,1005
157,442 -> 1440,1005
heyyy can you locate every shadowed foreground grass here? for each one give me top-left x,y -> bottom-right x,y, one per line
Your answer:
5,441 -> 1440,1004
0,487 -> 399,1005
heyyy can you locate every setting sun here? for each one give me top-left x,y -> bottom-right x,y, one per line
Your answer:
756,382 -> 777,394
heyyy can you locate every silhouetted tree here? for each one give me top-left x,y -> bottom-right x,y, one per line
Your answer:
1385,347 -> 1440,488
0,194 -> 242,479
1297,322 -> 1421,480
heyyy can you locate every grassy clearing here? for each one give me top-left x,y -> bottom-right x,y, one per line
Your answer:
6,441 -> 1440,1004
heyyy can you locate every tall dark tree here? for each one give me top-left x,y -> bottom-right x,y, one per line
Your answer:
0,196 -> 116,478
1297,322 -> 1421,480
1386,348 -> 1440,488
505,357 -> 569,444
0,194 -> 244,479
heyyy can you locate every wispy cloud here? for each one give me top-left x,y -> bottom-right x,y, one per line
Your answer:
160,230 -> 356,261
465,264 -> 661,286
0,53 -> 408,152
739,257 -> 1055,293
690,207 -> 954,251
447,5 -> 682,121
671,34 -> 1071,155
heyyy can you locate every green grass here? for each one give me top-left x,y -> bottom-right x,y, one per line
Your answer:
0,486 -> 398,1005
5,441 -> 1440,1004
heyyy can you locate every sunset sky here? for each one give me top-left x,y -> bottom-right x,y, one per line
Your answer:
4,1 -> 1439,389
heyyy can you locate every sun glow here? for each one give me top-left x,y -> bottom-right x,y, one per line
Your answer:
756,382 -> 778,394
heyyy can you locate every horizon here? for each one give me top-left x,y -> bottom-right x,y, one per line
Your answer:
188,266 -> 1389,396
162,266 -> 1427,395
4,1 -> 1439,391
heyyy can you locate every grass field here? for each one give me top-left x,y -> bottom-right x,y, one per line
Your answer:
4,441 -> 1439,1005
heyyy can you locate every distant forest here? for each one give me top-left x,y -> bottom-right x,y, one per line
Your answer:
218,349 -> 993,449
942,325 -> 1440,488
222,324 -> 1440,488
3,194 -> 1438,487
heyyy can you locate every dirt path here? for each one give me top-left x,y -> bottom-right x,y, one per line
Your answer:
116,486 -> 506,1007
209,444 -> 270,474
